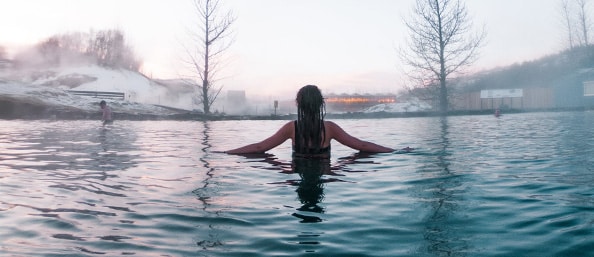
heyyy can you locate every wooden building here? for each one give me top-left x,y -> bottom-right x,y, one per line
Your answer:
453,79 -> 594,111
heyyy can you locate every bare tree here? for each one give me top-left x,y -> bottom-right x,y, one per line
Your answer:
400,0 -> 485,113
37,36 -> 61,66
185,0 -> 235,114
11,29 -> 141,70
86,29 -> 139,70
560,0 -> 576,49
577,0 -> 591,46
560,0 -> 591,49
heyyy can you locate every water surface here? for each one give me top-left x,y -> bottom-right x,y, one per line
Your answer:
1,112 -> 593,256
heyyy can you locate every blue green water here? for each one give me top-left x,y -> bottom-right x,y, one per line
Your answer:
1,111 -> 593,256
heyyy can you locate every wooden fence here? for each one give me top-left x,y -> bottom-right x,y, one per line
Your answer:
453,87 -> 554,111
68,90 -> 125,100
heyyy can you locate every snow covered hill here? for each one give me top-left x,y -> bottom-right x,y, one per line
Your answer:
0,65 -> 195,118
0,81 -> 179,115
22,65 -> 195,110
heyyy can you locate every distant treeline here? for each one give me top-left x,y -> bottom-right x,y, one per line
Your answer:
11,29 -> 140,71
403,45 -> 594,111
463,45 -> 594,91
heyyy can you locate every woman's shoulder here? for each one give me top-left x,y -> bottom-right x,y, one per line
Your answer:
280,120 -> 296,134
323,121 -> 343,135
324,120 -> 339,128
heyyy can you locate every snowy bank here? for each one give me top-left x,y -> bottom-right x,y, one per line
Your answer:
362,98 -> 432,113
5,64 -> 195,110
1,80 -> 178,113
0,65 -> 193,119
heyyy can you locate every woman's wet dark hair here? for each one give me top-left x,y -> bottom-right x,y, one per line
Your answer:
295,85 -> 326,154
99,100 -> 106,106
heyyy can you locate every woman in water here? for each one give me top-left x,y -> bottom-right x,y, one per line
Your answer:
225,85 -> 397,157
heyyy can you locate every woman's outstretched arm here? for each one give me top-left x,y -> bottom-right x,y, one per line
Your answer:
326,121 -> 394,153
226,121 -> 293,154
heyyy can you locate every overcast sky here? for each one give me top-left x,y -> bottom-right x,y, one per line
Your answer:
0,0 -> 577,98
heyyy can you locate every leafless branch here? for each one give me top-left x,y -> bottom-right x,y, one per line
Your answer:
400,0 -> 485,113
184,0 -> 235,113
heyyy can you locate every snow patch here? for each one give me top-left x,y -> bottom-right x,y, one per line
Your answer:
362,98 -> 432,113
3,64 -> 195,111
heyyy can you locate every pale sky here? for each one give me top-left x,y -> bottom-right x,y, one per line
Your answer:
0,0 -> 573,98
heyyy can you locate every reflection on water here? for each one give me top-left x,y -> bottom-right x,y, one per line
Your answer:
192,121 -> 226,250
194,121 -> 215,207
240,152 -> 386,249
415,117 -> 469,256
1,113 -> 594,256
293,158 -> 328,217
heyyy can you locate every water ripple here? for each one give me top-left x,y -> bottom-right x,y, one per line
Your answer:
1,115 -> 593,256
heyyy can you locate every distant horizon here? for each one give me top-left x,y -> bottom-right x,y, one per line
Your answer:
0,45 -> 573,102
1,42 -> 564,98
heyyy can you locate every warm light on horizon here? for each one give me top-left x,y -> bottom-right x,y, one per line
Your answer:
326,96 -> 397,104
